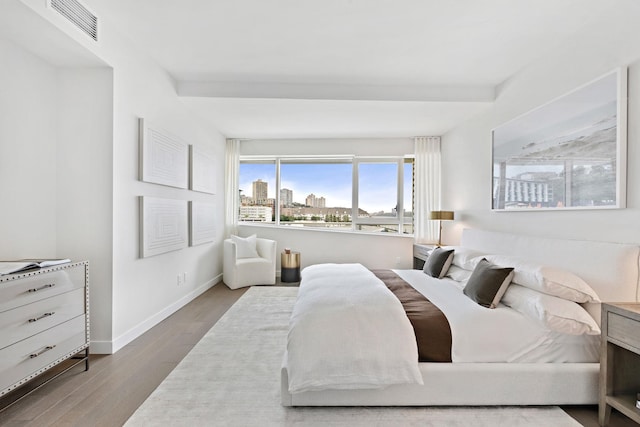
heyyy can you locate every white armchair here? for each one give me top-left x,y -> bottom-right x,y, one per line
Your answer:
223,237 -> 277,289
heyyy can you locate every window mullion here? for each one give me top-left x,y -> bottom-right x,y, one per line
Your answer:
275,158 -> 281,226
352,159 -> 359,231
397,158 -> 404,234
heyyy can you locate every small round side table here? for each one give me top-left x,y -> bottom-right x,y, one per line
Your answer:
281,251 -> 301,282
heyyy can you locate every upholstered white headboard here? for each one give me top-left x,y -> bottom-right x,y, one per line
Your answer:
460,229 -> 640,317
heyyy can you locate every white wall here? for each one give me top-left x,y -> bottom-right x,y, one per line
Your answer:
56,68 -> 115,346
239,137 -> 415,269
7,0 -> 227,353
75,16 -> 226,353
107,39 -> 226,352
0,37 -> 117,347
441,3 -> 640,246
238,224 -> 413,271
0,39 -> 58,258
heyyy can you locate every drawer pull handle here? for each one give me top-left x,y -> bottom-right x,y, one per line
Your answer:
30,345 -> 56,359
28,312 -> 55,323
27,284 -> 55,293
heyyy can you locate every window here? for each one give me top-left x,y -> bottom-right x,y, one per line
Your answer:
353,158 -> 413,234
280,160 -> 352,230
357,161 -> 398,217
239,156 -> 414,235
238,161 -> 275,222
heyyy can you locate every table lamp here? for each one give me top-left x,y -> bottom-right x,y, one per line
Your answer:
429,210 -> 454,246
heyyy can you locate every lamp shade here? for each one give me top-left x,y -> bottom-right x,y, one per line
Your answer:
429,210 -> 454,221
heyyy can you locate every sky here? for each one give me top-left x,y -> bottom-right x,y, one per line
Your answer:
239,162 -> 413,214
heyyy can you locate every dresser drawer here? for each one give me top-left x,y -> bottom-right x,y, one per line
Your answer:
0,264 -> 85,313
0,315 -> 86,395
0,288 -> 85,350
607,311 -> 640,351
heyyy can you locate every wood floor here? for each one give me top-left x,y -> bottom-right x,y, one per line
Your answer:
0,282 -> 635,427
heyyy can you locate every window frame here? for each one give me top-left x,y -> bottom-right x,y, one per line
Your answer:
239,155 -> 414,235
352,157 -> 403,228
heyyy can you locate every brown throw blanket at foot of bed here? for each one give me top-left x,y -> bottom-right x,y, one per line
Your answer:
372,270 -> 452,362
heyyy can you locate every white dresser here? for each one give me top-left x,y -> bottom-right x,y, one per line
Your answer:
0,261 -> 89,398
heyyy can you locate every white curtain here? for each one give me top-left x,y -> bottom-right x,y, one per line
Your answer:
224,139 -> 240,238
414,136 -> 441,244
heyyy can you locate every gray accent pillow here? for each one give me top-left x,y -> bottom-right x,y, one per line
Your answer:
463,258 -> 514,308
423,247 -> 454,279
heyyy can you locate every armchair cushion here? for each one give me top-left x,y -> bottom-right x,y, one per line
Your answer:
230,234 -> 259,258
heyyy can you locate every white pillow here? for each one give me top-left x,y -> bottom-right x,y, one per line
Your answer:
502,284 -> 600,335
231,234 -> 259,259
441,246 -> 486,270
483,254 -> 600,303
444,265 -> 473,282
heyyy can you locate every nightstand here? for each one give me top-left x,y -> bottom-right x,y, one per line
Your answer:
599,303 -> 640,426
413,244 -> 434,270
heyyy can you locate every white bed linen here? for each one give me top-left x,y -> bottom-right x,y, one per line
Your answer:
393,269 -> 599,363
286,263 -> 423,393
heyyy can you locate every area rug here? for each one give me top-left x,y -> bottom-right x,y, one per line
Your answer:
125,286 -> 581,427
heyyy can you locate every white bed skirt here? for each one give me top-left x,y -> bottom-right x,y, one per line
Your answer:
281,353 -> 598,406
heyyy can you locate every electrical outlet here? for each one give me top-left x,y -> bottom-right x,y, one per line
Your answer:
177,273 -> 184,286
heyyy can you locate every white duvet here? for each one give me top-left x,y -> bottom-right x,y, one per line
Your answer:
286,263 -> 423,393
393,269 -> 599,363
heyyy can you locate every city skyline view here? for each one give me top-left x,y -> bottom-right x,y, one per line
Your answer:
239,161 -> 413,214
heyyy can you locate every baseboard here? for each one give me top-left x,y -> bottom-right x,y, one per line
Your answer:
89,340 -> 113,354
91,274 -> 222,354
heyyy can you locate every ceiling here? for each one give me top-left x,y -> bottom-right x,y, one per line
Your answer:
79,0 -> 610,139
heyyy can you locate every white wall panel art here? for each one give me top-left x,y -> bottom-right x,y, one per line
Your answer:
189,201 -> 216,246
139,118 -> 188,188
140,197 -> 188,258
189,145 -> 216,194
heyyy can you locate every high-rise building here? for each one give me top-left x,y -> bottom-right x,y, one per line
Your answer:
252,179 -> 268,205
305,193 -> 316,207
280,188 -> 293,207
305,193 -> 326,208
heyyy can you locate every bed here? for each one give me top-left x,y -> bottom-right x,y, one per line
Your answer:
281,229 -> 640,406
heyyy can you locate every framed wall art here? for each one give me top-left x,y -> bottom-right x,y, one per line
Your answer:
140,197 -> 188,258
139,118 -> 189,189
491,68 -> 627,211
189,145 -> 216,194
189,201 -> 216,246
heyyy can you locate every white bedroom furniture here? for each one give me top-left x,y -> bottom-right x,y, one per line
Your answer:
599,303 -> 640,426
412,244 -> 433,270
281,229 -> 640,407
0,261 -> 89,403
223,236 -> 276,289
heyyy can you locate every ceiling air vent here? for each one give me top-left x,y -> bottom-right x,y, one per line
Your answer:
48,0 -> 98,42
